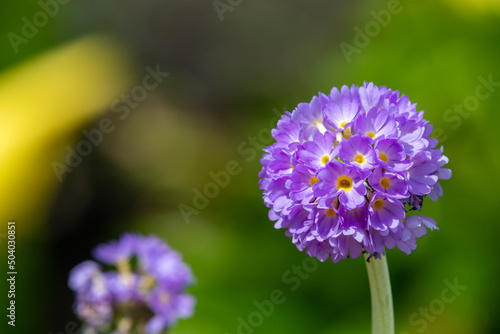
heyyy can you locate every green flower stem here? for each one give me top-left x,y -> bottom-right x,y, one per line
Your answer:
364,253 -> 394,334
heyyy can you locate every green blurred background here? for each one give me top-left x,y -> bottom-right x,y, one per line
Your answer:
0,0 -> 499,333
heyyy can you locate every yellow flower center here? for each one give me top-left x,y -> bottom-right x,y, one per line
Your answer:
366,131 -> 376,138
373,199 -> 385,210
336,176 -> 353,191
291,164 -> 294,169
379,152 -> 388,162
354,154 -> 365,164
139,275 -> 156,292
325,209 -> 336,217
340,121 -> 348,128
310,176 -> 319,186
117,260 -> 131,274
321,155 -> 330,165
380,177 -> 391,189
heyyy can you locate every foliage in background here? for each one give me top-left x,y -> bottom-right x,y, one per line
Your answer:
0,0 -> 499,333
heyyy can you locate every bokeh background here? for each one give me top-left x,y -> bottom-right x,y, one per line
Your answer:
1,0 -> 499,333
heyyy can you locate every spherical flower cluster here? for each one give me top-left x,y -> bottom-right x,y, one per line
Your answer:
68,233 -> 195,334
259,83 -> 451,262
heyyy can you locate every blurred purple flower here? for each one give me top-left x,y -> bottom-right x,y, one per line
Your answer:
68,233 -> 195,333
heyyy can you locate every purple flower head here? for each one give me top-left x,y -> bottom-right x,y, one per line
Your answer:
259,83 -> 451,262
69,233 -> 195,333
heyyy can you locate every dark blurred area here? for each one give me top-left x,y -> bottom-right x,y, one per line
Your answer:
1,0 -> 499,333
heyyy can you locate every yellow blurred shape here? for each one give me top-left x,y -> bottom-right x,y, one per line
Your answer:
0,36 -> 132,237
443,0 -> 500,15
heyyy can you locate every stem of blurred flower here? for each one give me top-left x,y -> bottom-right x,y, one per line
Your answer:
364,253 -> 394,334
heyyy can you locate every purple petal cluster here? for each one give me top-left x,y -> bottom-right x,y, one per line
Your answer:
259,83 -> 451,262
68,233 -> 195,334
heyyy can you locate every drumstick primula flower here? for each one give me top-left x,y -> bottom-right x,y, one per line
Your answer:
259,82 -> 451,263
